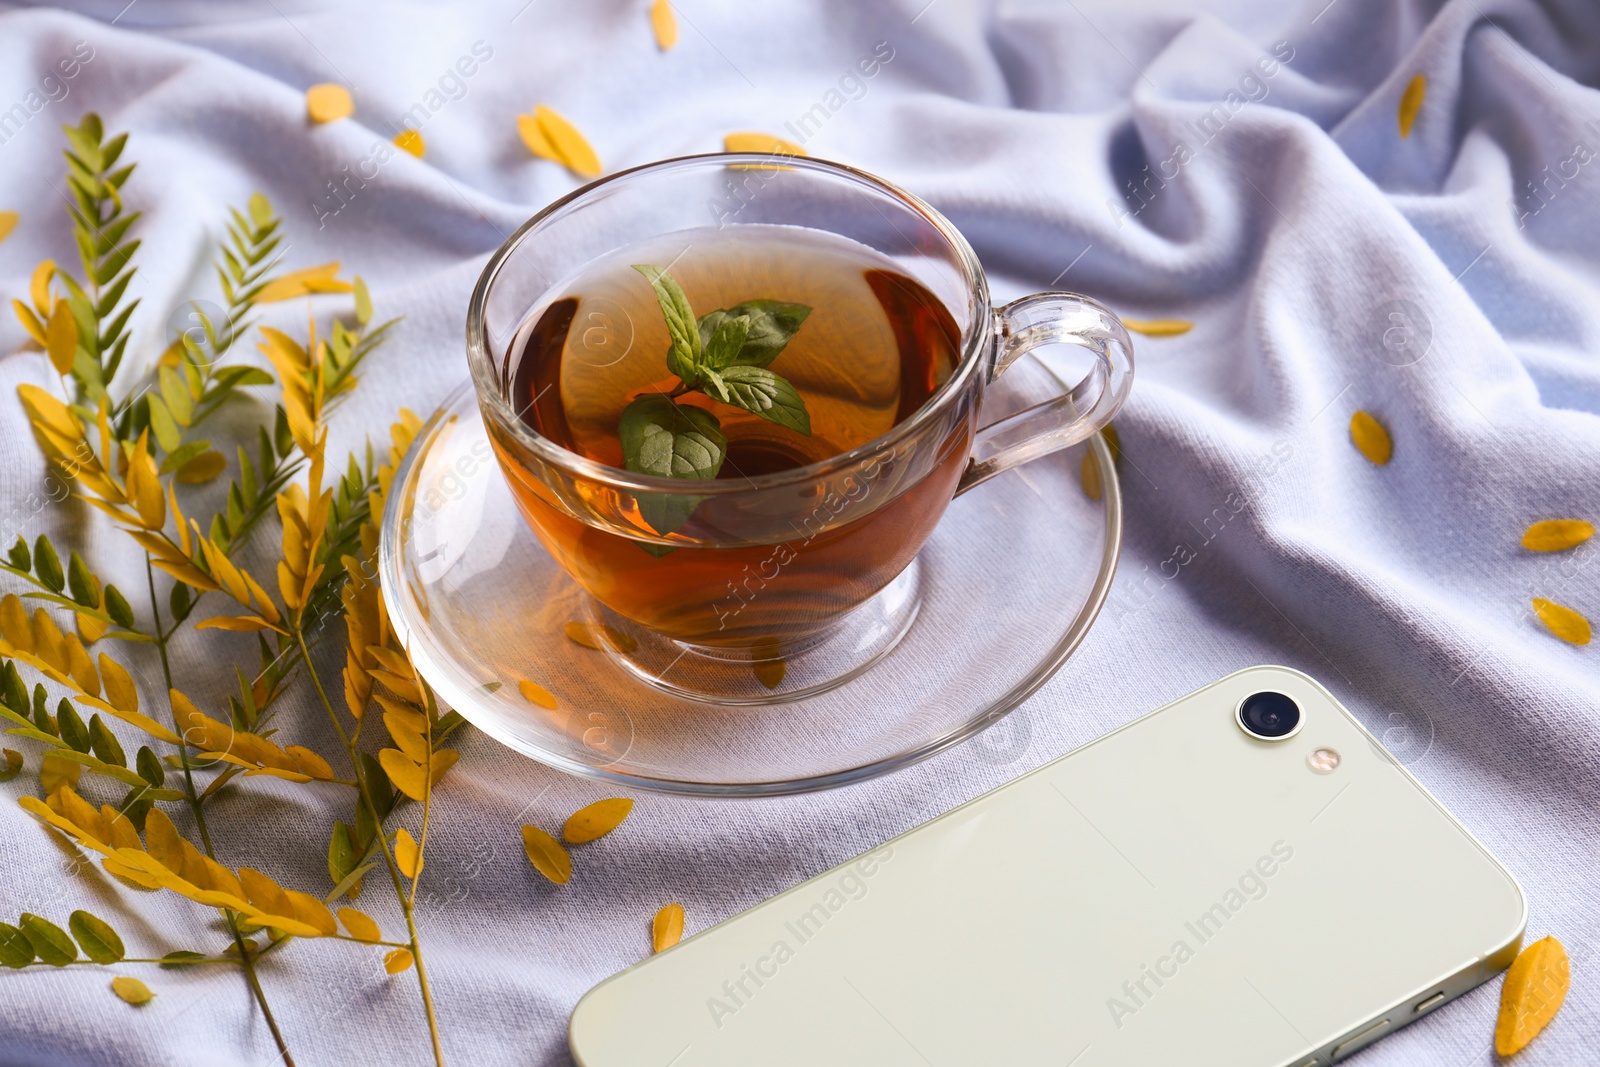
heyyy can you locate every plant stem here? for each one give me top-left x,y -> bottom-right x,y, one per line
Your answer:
294,627 -> 445,1067
146,554 -> 296,1067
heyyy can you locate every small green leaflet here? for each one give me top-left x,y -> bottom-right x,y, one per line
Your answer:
69,910 -> 125,964
699,299 -> 811,369
632,264 -> 701,385
716,366 -> 811,435
619,395 -> 726,481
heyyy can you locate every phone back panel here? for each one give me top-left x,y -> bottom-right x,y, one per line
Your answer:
569,667 -> 1525,1066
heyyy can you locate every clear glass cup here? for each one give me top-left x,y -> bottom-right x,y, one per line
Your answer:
467,153 -> 1132,702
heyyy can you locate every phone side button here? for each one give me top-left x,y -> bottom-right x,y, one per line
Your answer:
1414,992 -> 1446,1014
1332,1019 -> 1390,1060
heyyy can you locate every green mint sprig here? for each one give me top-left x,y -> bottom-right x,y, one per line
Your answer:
619,265 -> 812,488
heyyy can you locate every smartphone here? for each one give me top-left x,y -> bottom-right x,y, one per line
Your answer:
569,666 -> 1525,1066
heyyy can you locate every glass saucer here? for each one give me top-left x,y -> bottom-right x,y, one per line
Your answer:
378,379 -> 1121,797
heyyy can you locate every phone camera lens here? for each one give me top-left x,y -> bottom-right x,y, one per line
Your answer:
1236,691 -> 1302,741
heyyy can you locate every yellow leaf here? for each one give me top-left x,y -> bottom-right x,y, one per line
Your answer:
563,798 -> 634,844
338,907 -> 381,943
649,0 -> 678,48
752,636 -> 785,690
76,694 -> 182,747
175,449 -> 227,484
521,825 -> 572,885
41,752 -> 81,794
429,749 -> 459,786
652,902 -> 684,953
30,261 -> 54,315
306,83 -> 354,124
285,745 -> 335,780
1349,410 -> 1393,465
1121,318 -> 1192,337
110,976 -> 155,1005
366,645 -> 414,679
97,654 -> 138,714
723,131 -> 807,157
370,668 -> 423,704
395,828 -> 423,879
378,747 -> 428,802
521,105 -> 601,178
255,263 -> 351,303
1521,520 -> 1595,553
12,299 -> 46,346
1398,73 -> 1426,139
393,129 -> 425,158
0,211 -> 17,243
195,615 -> 283,634
1496,936 -> 1568,1055
46,299 -> 78,375
563,621 -> 638,653
1532,598 -> 1591,646
518,680 -> 557,709
384,948 -> 414,974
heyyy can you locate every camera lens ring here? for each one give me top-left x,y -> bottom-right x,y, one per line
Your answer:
1235,691 -> 1304,742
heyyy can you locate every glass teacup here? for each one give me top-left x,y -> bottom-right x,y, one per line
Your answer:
467,154 -> 1132,700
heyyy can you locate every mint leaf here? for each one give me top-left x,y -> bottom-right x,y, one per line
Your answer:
632,264 -> 701,384
712,299 -> 811,368
717,366 -> 811,436
618,395 -> 726,479
637,491 -> 707,540
701,314 -> 750,374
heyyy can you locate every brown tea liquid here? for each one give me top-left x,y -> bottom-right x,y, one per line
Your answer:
495,225 -> 967,646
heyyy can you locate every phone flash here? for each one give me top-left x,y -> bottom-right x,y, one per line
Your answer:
1307,747 -> 1341,774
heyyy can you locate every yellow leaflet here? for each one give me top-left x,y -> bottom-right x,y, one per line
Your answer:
1521,520 -> 1594,553
40,753 -> 80,794
1398,73 -> 1426,139
518,679 -> 558,709
255,263 -> 352,303
13,299 -> 46,346
429,749 -> 459,786
46,300 -> 78,375
752,636 -> 785,689
563,798 -> 634,844
650,0 -> 678,49
370,667 -> 423,705
384,948 -> 414,974
564,621 -> 638,653
306,83 -> 354,124
176,450 -> 226,484
519,105 -> 601,178
1532,598 -> 1591,646
516,113 -> 557,159
30,261 -> 54,314
1079,452 -> 1102,500
652,902 -> 684,953
0,211 -> 16,243
723,131 -> 807,157
75,694 -> 183,747
195,615 -> 283,634
338,907 -> 381,942
1496,936 -> 1568,1055
379,747 -> 428,802
395,828 -> 423,879
521,825 -> 572,885
1349,411 -> 1392,465
393,129 -> 425,158
1121,318 -> 1192,337
110,976 -> 155,1005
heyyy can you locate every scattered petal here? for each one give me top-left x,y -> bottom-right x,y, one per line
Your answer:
518,679 -> 558,709
652,902 -> 684,953
1532,598 -> 1591,646
0,211 -> 17,244
723,132 -> 807,157
306,83 -> 354,124
521,824 -> 572,885
111,976 -> 155,1005
563,621 -> 638,653
1521,520 -> 1594,553
384,947 -> 414,974
1349,411 -> 1392,465
1121,318 -> 1192,337
563,798 -> 633,844
1399,73 -> 1426,139
393,129 -> 425,158
518,105 -> 601,178
1496,936 -> 1568,1055
650,0 -> 678,50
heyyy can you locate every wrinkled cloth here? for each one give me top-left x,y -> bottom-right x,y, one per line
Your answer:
1,0 -> 1598,1063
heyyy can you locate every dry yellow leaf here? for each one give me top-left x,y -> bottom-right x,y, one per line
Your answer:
521,824 -> 572,885
518,105 -> 601,178
0,211 -> 17,244
306,83 -> 354,124
563,798 -> 634,844
563,621 -> 638,653
1399,73 -> 1426,139
393,129 -> 425,158
255,263 -> 351,303
41,752 -> 81,794
1495,936 -> 1569,1055
384,947 -> 414,974
395,828 -> 423,879
724,131 -> 807,157
752,636 -> 786,689
1532,598 -> 1591,646
652,902 -> 684,953
1121,318 -> 1192,337
30,261 -> 54,315
1349,410 -> 1392,465
338,906 -> 381,943
650,0 -> 678,50
1521,520 -> 1594,553
110,976 -> 154,1005
518,679 -> 558,709
1078,425 -> 1121,501
46,299 -> 78,375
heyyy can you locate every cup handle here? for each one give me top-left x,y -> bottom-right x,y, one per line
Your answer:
955,292 -> 1135,495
